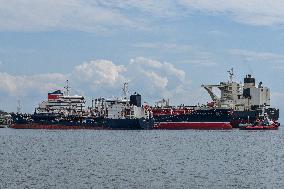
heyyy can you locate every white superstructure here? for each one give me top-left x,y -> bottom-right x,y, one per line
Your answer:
202,69 -> 271,111
36,81 -> 86,115
92,83 -> 151,119
105,98 -> 150,119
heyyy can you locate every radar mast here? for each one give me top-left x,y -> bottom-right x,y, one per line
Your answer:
122,82 -> 129,99
64,80 -> 71,96
227,68 -> 234,82
17,99 -> 22,113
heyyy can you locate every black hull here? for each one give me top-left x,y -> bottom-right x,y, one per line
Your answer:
153,108 -> 280,129
11,113 -> 154,130
11,113 -> 106,129
11,107 -> 280,130
154,109 -> 232,123
105,118 -> 154,130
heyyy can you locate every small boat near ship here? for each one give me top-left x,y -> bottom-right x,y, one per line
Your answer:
239,124 -> 279,130
239,113 -> 280,130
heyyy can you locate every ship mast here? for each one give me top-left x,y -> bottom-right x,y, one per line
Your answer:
228,68 -> 234,82
122,82 -> 129,99
17,99 -> 22,113
64,80 -> 70,96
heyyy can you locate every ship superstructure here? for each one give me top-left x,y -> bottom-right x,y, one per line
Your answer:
201,69 -> 279,126
202,69 -> 279,121
201,68 -> 270,111
36,80 -> 86,115
151,69 -> 279,129
10,80 -> 105,129
92,83 -> 153,129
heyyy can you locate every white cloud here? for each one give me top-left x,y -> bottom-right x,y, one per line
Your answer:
228,49 -> 284,62
0,72 -> 67,96
144,71 -> 168,89
0,57 -> 194,111
73,57 -> 190,103
126,57 -> 190,103
74,59 -> 127,88
95,0 -> 179,17
130,57 -> 162,69
129,57 -> 186,80
0,0 -> 139,32
178,0 -> 284,26
2,0 -> 284,32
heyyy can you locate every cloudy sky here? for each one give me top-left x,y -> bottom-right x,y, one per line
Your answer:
0,0 -> 284,120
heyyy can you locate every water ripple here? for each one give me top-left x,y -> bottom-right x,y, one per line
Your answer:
0,129 -> 284,188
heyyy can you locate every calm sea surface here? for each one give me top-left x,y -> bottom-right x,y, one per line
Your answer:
1,128 -> 284,189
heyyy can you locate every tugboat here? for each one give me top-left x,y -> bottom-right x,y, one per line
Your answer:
239,113 -> 279,130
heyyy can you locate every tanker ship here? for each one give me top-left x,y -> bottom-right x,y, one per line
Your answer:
152,69 -> 280,129
10,69 -> 280,130
11,82 -> 154,130
10,80 -> 106,130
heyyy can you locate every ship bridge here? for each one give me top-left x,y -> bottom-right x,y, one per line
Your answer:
201,68 -> 243,109
201,68 -> 271,111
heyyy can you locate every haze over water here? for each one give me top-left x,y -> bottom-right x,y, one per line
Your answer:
1,128 -> 284,188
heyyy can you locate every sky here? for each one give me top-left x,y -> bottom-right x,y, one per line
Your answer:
0,0 -> 284,121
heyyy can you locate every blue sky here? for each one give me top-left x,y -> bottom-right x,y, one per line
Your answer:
0,0 -> 284,120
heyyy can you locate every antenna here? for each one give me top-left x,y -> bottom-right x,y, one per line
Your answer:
227,68 -> 234,82
17,99 -> 22,113
64,80 -> 70,96
122,82 -> 129,99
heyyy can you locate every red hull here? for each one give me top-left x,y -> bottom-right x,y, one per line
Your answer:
10,124 -> 105,130
240,124 -> 279,130
154,122 -> 232,130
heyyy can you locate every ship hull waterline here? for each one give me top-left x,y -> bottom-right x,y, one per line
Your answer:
239,124 -> 279,130
154,122 -> 233,130
10,122 -> 233,130
10,124 -> 106,130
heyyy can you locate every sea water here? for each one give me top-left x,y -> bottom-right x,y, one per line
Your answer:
1,128 -> 284,188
